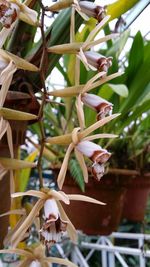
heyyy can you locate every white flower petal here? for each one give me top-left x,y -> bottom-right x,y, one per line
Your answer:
76,140 -> 102,157
29,261 -> 41,267
44,199 -> 59,220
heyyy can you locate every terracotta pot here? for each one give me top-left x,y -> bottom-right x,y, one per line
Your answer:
122,175 -> 150,222
0,91 -> 39,248
62,173 -> 126,236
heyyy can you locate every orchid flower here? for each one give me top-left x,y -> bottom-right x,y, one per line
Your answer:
48,0 -> 106,23
11,188 -> 105,247
48,15 -> 118,59
0,0 -> 38,47
46,113 -> 120,188
0,244 -> 78,267
0,48 -> 38,156
82,93 -> 113,120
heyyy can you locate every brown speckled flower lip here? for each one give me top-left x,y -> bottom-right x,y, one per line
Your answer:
84,51 -> 112,73
81,93 -> 113,120
79,1 -> 106,22
92,163 -> 105,181
0,0 -> 18,28
40,198 -> 68,247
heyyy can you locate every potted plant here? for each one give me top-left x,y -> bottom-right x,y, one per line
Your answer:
0,3 -> 147,267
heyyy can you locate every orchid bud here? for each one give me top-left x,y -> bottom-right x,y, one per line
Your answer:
92,163 -> 105,181
79,1 -> 106,22
76,140 -> 111,164
29,261 -> 41,267
82,93 -> 113,120
0,0 -> 19,28
84,51 -> 112,73
40,199 -> 67,247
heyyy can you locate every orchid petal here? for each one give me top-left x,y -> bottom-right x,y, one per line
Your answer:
4,215 -> 27,247
78,48 -> 90,71
48,72 -> 123,97
82,71 -> 106,94
76,8 -> 89,21
0,49 -> 39,72
0,61 -> 17,107
57,143 -> 74,190
0,248 -> 32,257
83,133 -> 118,141
11,199 -> 45,247
0,21 -> 17,48
83,15 -> 110,47
76,94 -> 85,130
87,33 -> 119,49
57,201 -> 77,243
74,148 -> 88,183
0,118 -> 8,140
11,190 -> 47,199
0,164 -> 8,180
0,209 -> 26,217
49,190 -> 70,205
80,113 -> 120,139
7,122 -> 14,158
67,194 -> 105,205
19,5 -> 38,25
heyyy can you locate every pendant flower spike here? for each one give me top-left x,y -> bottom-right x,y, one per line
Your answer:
47,113 -> 120,188
0,0 -> 38,47
11,188 -> 105,248
0,244 -> 78,267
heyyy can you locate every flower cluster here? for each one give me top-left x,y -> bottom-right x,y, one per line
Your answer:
0,0 -> 122,266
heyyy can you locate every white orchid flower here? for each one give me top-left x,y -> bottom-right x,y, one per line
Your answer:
11,188 -> 105,247
0,0 -> 38,47
82,93 -> 113,120
47,114 -> 120,189
48,0 -> 106,22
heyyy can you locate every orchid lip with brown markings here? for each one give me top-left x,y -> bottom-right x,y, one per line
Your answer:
81,93 -> 113,120
11,189 -> 105,247
92,163 -> 105,181
76,140 -> 111,164
84,51 -> 112,73
0,0 -> 19,28
40,199 -> 68,247
79,1 -> 106,22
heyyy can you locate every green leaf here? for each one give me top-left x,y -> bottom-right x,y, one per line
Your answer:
100,83 -> 128,98
19,150 -> 38,192
107,0 -> 139,20
69,159 -> 85,192
106,29 -> 130,58
127,31 -> 144,83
